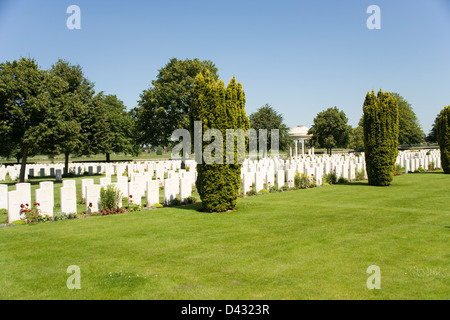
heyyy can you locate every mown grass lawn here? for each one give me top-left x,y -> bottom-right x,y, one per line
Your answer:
0,172 -> 448,300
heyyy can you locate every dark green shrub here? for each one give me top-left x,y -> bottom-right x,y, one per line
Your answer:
269,185 -> 279,193
191,72 -> 250,212
337,176 -> 348,184
324,170 -> 337,185
156,146 -> 163,155
100,184 -> 122,211
169,197 -> 182,206
186,196 -> 197,204
363,90 -> 399,186
355,169 -> 366,180
437,106 -> 450,174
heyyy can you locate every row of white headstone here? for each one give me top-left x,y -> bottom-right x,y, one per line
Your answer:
239,149 -> 441,192
0,150 -> 442,222
1,160 -> 194,181
0,166 -> 198,223
0,181 -> 77,223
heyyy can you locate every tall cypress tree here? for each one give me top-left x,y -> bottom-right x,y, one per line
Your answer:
363,90 -> 399,186
191,72 -> 249,212
437,106 -> 450,174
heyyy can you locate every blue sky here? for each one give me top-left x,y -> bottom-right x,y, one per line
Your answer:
1,0 -> 449,133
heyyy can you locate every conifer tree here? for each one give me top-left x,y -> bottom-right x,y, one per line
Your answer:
363,90 -> 399,186
437,106 -> 450,174
191,72 -> 250,212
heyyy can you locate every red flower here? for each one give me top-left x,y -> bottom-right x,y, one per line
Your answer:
89,202 -> 93,208
20,204 -> 25,208
26,203 -> 29,207
129,195 -> 133,198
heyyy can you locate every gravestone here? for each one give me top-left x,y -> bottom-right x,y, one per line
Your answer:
242,172 -> 253,195
286,169 -> 295,188
88,166 -> 93,175
85,184 -> 101,213
99,177 -> 112,188
62,180 -> 76,189
116,176 -> 128,201
16,183 -> 31,207
276,170 -> 285,189
55,169 -> 62,182
163,178 -> 178,205
60,187 -> 77,214
266,171 -> 274,190
39,181 -> 54,211
254,172 -> 264,192
179,178 -> 191,203
35,188 -> 53,217
7,190 -> 23,223
146,180 -> 159,207
0,184 -> 8,210
128,181 -> 142,206
81,179 -> 94,199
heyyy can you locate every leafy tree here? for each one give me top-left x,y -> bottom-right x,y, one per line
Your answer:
308,107 -> 352,155
349,125 -> 364,152
133,58 -> 219,148
426,114 -> 439,143
390,93 -> 424,145
437,106 -> 450,174
249,104 -> 292,153
0,58 -> 59,182
191,72 -> 250,212
46,59 -> 96,174
363,90 -> 399,186
94,94 -> 139,162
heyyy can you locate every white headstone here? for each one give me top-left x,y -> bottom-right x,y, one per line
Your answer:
81,179 -> 94,199
266,171 -> 275,190
62,180 -> 76,189
39,181 -> 54,209
276,170 -> 285,189
35,188 -> 53,217
146,180 -> 159,207
16,183 -> 31,207
60,187 -> 77,214
128,181 -> 142,206
7,190 -> 23,223
85,184 -> 101,213
254,172 -> 264,192
0,184 -> 8,210
242,172 -> 253,195
180,178 -> 191,202
163,178 -> 178,205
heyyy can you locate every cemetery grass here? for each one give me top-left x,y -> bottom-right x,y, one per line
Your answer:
0,173 -> 449,299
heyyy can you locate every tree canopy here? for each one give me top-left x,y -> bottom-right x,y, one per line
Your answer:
133,58 -> 219,148
249,104 -> 292,153
0,57 -> 59,181
308,107 -> 352,154
390,93 -> 424,145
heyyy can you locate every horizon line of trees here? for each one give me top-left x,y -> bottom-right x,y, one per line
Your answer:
0,56 -> 442,183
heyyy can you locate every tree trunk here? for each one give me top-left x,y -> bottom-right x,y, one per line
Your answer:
106,153 -> 110,162
64,152 -> 70,176
19,146 -> 28,183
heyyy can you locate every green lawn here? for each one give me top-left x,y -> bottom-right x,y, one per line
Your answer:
0,172 -> 448,299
